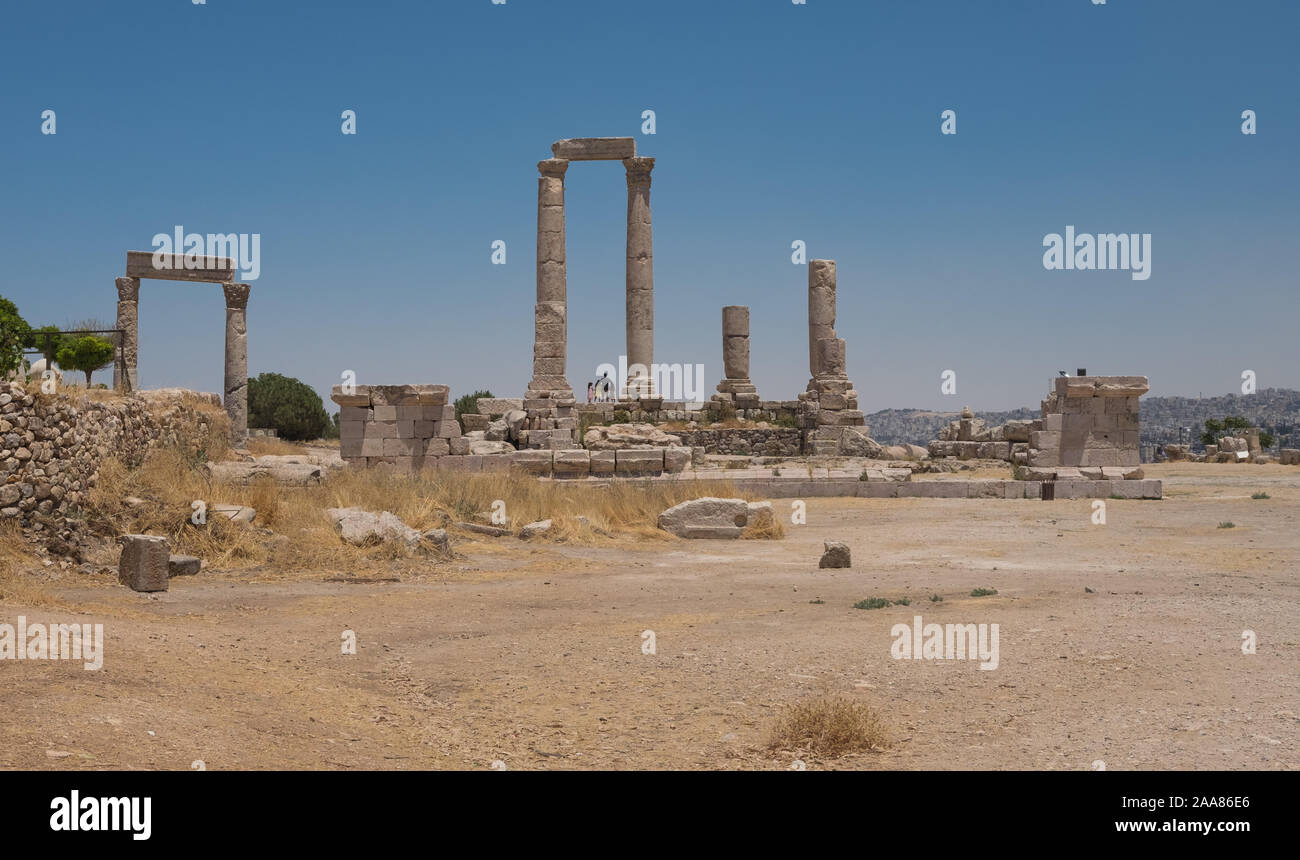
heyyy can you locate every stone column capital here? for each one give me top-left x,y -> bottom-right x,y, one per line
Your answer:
538,158 -> 569,178
624,157 -> 655,187
115,276 -> 140,302
223,282 -> 251,309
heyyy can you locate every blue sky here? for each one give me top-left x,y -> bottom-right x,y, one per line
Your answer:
2,0 -> 1296,412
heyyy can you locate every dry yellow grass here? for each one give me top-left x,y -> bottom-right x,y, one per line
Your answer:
766,695 -> 890,758
80,451 -> 772,577
245,437 -> 310,456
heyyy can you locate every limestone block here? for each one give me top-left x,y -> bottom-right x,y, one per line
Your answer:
615,449 -> 664,474
553,449 -> 591,476
118,534 -> 170,592
590,450 -> 616,475
657,497 -> 750,538
510,449 -> 554,476
663,447 -> 691,473
551,137 -> 637,160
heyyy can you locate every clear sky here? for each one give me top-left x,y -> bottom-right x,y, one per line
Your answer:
2,0 -> 1296,412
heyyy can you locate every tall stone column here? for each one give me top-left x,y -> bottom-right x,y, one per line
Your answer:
113,277 -> 140,392
528,158 -> 572,398
808,259 -> 836,378
714,305 -> 759,408
222,282 -> 250,448
624,157 -> 655,398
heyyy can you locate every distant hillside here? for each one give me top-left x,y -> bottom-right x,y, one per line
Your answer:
865,407 -> 1037,446
865,388 -> 1300,449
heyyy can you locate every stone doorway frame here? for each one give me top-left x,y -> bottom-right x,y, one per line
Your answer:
112,251 -> 251,446
526,137 -> 655,401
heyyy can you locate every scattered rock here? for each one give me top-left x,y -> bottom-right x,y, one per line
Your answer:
519,519 -> 553,539
167,555 -> 202,577
207,461 -> 322,486
423,528 -> 450,553
325,507 -> 422,550
583,423 -> 683,450
658,497 -> 752,539
456,522 -> 509,538
212,504 -> 256,524
819,540 -> 851,569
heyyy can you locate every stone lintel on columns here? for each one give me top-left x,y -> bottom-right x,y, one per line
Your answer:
552,138 -> 636,161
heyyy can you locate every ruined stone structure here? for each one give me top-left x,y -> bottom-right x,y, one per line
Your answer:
112,251 -> 251,447
526,137 -> 655,402
797,259 -> 866,454
331,385 -> 466,470
1,382 -> 229,551
713,305 -> 758,408
1030,376 -> 1148,468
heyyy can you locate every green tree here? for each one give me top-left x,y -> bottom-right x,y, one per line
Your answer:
1259,430 -> 1276,449
454,389 -> 493,420
1200,418 -> 1224,447
247,373 -> 330,441
0,295 -> 32,378
27,325 -> 64,364
56,335 -> 117,387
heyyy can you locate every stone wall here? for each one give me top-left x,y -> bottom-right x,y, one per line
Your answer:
1031,376 -> 1147,468
331,384 -> 467,469
0,383 -> 229,546
674,428 -> 802,457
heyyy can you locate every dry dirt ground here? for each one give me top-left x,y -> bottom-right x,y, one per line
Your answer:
2,463 -> 1297,771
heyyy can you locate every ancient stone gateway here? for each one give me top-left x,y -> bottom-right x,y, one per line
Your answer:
111,251 -> 251,446
526,137 -> 655,401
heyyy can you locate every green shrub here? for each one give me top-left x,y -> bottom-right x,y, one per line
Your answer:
970,587 -> 998,597
56,335 -> 116,387
454,389 -> 492,421
0,296 -> 31,378
247,373 -> 330,441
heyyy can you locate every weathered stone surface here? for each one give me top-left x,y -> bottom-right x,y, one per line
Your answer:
551,137 -> 636,161
519,519 -> 553,539
126,250 -> 235,283
456,521 -> 509,538
663,447 -> 691,473
470,440 -> 515,455
657,497 -> 750,538
615,448 -> 664,474
839,426 -> 883,458
223,282 -> 250,447
167,554 -> 202,577
326,507 -> 421,550
330,385 -> 371,407
369,384 -> 450,406
119,534 -> 170,592
206,461 -> 322,485
422,528 -> 450,552
583,423 -> 681,449
808,259 -> 836,376
553,449 -> 591,476
510,449 -> 554,475
212,504 -> 256,524
819,540 -> 851,569
475,398 -> 525,417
